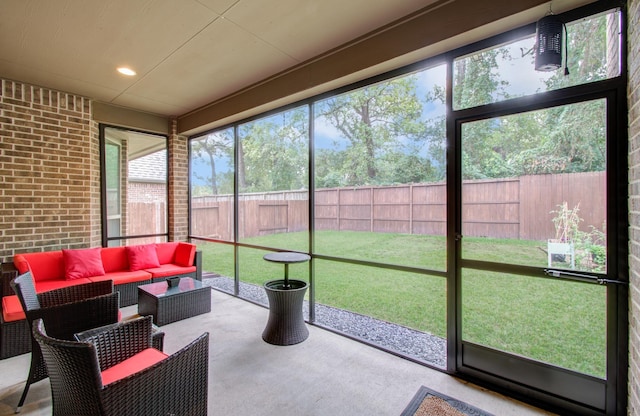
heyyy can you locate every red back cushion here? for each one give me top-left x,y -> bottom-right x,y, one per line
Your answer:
101,247 -> 129,273
63,248 -> 106,280
13,251 -> 65,282
126,244 -> 160,271
155,242 -> 178,264
174,243 -> 196,267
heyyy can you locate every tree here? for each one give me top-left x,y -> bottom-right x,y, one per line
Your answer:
426,47 -> 514,179
191,130 -> 233,195
239,107 -> 309,193
425,14 -> 612,180
316,75 -> 433,187
453,48 -> 511,110
506,14 -> 610,175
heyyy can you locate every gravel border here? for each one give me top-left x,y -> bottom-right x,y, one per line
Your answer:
203,276 -> 446,368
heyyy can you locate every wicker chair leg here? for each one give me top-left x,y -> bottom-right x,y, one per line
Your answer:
15,370 -> 32,413
15,344 -> 45,413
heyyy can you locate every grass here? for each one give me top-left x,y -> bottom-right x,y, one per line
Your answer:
196,231 -> 606,378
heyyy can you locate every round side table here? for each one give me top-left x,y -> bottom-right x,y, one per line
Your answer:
262,252 -> 310,345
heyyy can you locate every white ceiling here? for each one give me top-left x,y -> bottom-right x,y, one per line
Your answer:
0,0 -> 436,118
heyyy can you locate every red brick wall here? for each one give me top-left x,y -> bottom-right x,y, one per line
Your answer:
168,118 -> 189,242
629,0 -> 640,412
0,79 -> 100,262
128,182 -> 166,202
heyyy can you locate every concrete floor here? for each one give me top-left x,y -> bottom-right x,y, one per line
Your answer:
0,289 -> 555,415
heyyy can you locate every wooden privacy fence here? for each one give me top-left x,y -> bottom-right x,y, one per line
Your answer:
189,172 -> 605,241
127,201 -> 167,242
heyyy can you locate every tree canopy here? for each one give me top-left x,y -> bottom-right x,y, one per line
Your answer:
314,75 -> 437,187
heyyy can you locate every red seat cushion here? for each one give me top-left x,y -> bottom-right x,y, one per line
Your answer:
101,348 -> 168,386
63,248 -> 106,280
145,264 -> 197,278
126,245 -> 160,271
35,278 -> 93,293
90,270 -> 152,285
2,295 -> 26,322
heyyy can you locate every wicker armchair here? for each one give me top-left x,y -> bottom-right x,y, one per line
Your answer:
1,262 -> 30,359
33,316 -> 209,416
11,271 -> 120,412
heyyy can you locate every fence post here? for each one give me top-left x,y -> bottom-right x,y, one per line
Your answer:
370,186 -> 374,232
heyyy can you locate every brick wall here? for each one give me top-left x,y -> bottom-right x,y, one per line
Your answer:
88,119 -> 101,247
629,0 -> 640,413
128,182 -> 167,203
168,118 -> 189,242
0,79 -> 99,262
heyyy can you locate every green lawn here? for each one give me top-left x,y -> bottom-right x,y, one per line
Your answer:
196,231 -> 605,378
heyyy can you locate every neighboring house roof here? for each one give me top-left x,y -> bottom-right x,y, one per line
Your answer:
129,151 -> 166,182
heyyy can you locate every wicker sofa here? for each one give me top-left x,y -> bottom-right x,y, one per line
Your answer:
0,242 -> 202,359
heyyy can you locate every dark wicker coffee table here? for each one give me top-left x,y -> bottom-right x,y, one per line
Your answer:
138,278 -> 211,326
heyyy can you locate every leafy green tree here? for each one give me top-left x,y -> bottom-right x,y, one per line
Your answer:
191,130 -> 233,195
545,14 -> 614,90
512,101 -> 606,174
525,14 -> 611,174
505,14 -> 611,176
239,107 -> 309,193
316,75 -> 433,187
430,13 -> 612,179
453,48 -> 511,110
314,148 -> 348,188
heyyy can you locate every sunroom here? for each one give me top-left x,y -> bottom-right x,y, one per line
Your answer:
0,0 -> 637,415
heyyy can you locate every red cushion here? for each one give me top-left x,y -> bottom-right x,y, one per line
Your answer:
2,295 -> 25,322
90,270 -> 152,285
101,247 -> 129,273
63,248 -> 106,280
126,245 -> 160,271
155,242 -> 178,264
101,348 -> 168,386
174,243 -> 196,267
13,254 -> 30,275
35,278 -> 93,293
145,264 -> 196,278
14,252 -> 65,282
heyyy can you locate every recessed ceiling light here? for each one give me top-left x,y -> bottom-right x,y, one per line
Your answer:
117,67 -> 136,76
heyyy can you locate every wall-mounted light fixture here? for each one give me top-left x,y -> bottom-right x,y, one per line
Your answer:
534,13 -> 569,75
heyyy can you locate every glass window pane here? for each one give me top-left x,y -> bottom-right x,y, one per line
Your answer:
105,142 -> 121,245
461,269 -> 606,378
104,127 -> 167,241
315,260 -> 446,368
237,107 -> 309,252
116,236 -> 167,246
461,99 -> 607,273
313,65 -> 447,270
195,241 -> 236,291
453,10 -> 620,110
190,128 -> 235,241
